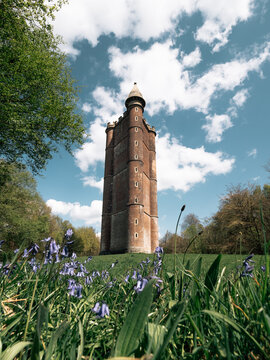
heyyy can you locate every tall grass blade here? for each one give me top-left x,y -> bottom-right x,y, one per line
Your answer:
203,310 -> 268,358
152,300 -> 186,360
1,342 -> 31,360
30,304 -> 48,360
205,254 -> 222,292
114,281 -> 153,357
76,319 -> 84,360
44,321 -> 69,360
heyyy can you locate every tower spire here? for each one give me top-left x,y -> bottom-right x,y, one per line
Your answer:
125,82 -> 146,110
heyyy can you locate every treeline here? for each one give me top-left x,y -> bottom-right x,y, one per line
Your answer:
0,161 -> 100,257
162,183 -> 270,254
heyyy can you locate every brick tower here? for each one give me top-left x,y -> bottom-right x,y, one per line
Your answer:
100,83 -> 158,254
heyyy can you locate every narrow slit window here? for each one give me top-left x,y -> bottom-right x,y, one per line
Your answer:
135,140 -> 138,146
135,181 -> 138,187
135,107 -> 138,112
134,232 -> 138,238
134,218 -> 138,225
135,167 -> 138,173
135,127 -> 138,132
135,154 -> 138,160
134,197 -> 138,203
135,116 -> 138,121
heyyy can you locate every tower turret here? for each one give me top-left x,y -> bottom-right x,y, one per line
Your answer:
125,82 -> 146,110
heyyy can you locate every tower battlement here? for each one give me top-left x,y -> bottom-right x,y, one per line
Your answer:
100,83 -> 158,254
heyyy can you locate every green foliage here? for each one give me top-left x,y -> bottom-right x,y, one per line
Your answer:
0,252 -> 269,359
74,226 -> 100,256
0,161 -> 52,252
0,0 -> 85,173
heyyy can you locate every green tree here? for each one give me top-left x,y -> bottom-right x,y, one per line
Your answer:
202,184 -> 270,254
0,0 -> 85,173
74,226 -> 100,256
0,161 -> 52,252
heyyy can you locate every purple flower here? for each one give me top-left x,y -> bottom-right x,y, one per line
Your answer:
49,239 -> 60,254
241,254 -> 255,277
92,302 -> 110,318
68,280 -> 82,298
65,229 -> 73,239
71,252 -> 77,260
85,276 -> 93,285
261,265 -> 266,272
124,274 -> 130,283
131,270 -> 137,279
29,243 -> 39,256
14,249 -> 19,254
134,278 -> 148,293
84,256 -> 92,263
155,246 -> 163,254
101,270 -> 109,279
61,245 -> 69,257
41,237 -> 51,242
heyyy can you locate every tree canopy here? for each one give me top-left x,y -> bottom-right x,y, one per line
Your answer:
0,0 -> 85,173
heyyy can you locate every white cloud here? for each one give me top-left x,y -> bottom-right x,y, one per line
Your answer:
108,41 -> 270,115
156,133 -> 235,191
46,199 -> 102,226
74,118 -> 106,172
232,88 -> 250,107
53,0 -> 255,54
182,47 -> 202,68
82,176 -> 104,192
202,114 -> 233,143
82,103 -> 92,113
92,87 -> 123,123
247,148 -> 257,158
195,0 -> 254,51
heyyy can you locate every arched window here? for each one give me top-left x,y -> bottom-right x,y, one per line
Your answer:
135,127 -> 138,132
135,107 -> 138,112
134,232 -> 138,238
135,140 -> 138,146
134,197 -> 138,203
134,167 -> 138,173
135,154 -> 138,160
134,218 -> 138,225
135,181 -> 138,187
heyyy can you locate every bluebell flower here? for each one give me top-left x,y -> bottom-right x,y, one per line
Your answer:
261,265 -> 266,272
68,280 -> 82,298
61,245 -> 69,257
85,276 -> 93,285
134,278 -> 148,293
22,249 -> 29,258
131,270 -> 137,279
65,229 -> 73,240
240,254 -> 255,277
101,270 -> 109,279
111,260 -> 118,268
124,274 -> 130,283
92,302 -> 110,318
14,248 -> 19,254
41,237 -> 51,242
84,256 -> 92,263
71,252 -> 77,260
155,246 -> 163,254
29,243 -> 39,256
49,239 -> 60,254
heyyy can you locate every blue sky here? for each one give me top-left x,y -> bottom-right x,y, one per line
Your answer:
37,0 -> 270,237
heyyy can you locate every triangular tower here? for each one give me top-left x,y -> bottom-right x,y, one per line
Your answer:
100,83 -> 158,254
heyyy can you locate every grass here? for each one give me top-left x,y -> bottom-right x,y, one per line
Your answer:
0,249 -> 269,359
